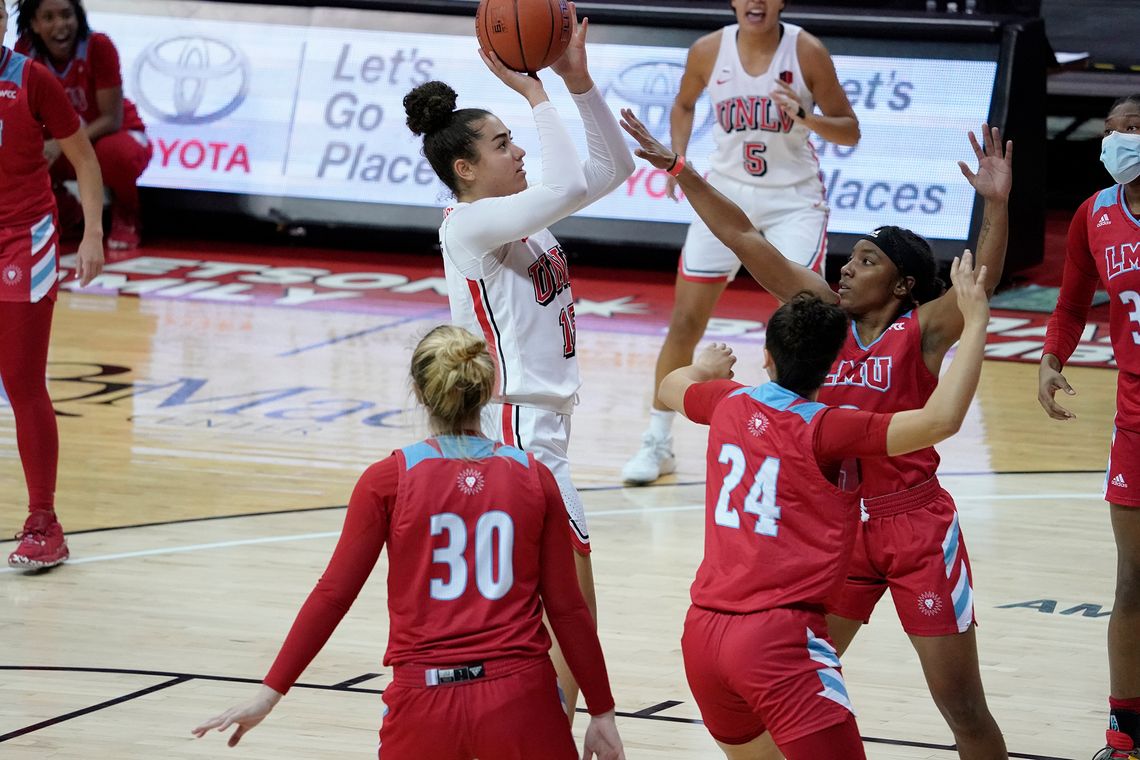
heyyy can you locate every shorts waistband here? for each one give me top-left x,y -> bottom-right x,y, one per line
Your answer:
861,477 -> 945,518
391,655 -> 542,688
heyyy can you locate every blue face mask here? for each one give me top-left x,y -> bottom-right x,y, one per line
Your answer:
1101,131 -> 1140,185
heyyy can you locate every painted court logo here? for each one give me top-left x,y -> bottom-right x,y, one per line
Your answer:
747,412 -> 770,437
457,468 -> 485,495
918,591 -> 944,617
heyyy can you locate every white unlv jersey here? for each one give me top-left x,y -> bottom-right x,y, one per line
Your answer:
440,216 -> 580,415
707,23 -> 821,188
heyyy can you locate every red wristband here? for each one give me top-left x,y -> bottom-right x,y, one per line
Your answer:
667,154 -> 686,177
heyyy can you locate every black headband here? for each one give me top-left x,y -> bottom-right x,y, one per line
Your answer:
857,227 -> 917,276
857,226 -> 939,304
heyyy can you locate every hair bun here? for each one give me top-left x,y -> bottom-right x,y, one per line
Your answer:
404,81 -> 459,136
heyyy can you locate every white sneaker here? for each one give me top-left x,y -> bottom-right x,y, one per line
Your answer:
622,432 -> 676,485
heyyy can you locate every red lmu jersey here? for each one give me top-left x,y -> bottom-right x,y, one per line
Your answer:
817,309 -> 938,496
262,435 -> 613,713
385,436 -> 558,664
16,33 -> 144,132
1045,186 -> 1140,427
685,382 -> 883,614
0,48 -> 80,227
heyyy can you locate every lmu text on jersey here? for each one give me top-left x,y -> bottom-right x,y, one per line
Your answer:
823,357 -> 893,392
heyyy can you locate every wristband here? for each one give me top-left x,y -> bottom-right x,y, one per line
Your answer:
796,105 -> 806,119
666,154 -> 686,177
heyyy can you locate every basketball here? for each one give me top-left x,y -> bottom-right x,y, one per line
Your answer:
476,0 -> 572,74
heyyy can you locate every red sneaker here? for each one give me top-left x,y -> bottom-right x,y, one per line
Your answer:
1094,730 -> 1140,759
108,212 -> 140,251
8,511 -> 69,569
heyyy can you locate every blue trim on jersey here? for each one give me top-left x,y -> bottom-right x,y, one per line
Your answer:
851,309 -> 913,351
493,446 -> 529,467
401,441 -> 443,471
0,49 -> 27,86
31,214 -> 54,251
1093,186 -> 1120,214
436,435 -> 494,460
1120,186 -> 1140,228
736,383 -> 826,423
942,512 -> 961,576
29,253 -> 55,292
807,635 -> 841,668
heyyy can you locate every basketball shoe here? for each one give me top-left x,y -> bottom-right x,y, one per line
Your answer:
1094,729 -> 1140,759
108,210 -> 140,251
8,510 -> 69,569
621,431 -> 676,485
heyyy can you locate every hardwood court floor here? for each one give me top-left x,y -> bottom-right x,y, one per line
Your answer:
0,245 -> 1126,759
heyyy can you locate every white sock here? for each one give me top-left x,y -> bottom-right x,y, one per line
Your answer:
648,409 -> 676,440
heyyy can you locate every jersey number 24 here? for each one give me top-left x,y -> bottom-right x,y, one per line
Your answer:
713,443 -> 782,536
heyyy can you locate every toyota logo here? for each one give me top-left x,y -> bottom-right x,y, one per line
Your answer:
132,36 -> 250,125
605,61 -> 714,143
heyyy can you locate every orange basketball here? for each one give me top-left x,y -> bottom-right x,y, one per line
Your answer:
476,0 -> 572,74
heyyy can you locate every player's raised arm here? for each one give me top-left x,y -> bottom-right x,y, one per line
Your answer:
621,109 -> 834,304
918,124 -> 1011,355
549,4 -> 636,205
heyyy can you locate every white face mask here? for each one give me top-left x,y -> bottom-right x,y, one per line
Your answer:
1101,131 -> 1140,185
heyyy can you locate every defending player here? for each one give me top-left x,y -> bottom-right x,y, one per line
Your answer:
621,107 -> 1011,757
2,1 -> 105,570
662,252 -> 990,758
192,326 -> 625,760
1038,94 -> 1140,760
622,0 -> 859,485
403,3 -> 634,719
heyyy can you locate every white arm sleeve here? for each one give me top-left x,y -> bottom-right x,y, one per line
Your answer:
570,85 -> 637,210
443,101 -> 588,278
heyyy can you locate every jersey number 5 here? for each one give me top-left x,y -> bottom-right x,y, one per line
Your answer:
713,444 -> 782,536
429,511 -> 515,601
743,142 -> 768,177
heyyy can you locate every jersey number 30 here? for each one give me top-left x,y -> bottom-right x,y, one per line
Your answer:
429,511 -> 515,601
713,443 -> 782,536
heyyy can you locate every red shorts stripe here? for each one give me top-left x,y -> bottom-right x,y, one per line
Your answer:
465,278 -> 502,394
805,212 -> 829,274
677,253 -> 732,283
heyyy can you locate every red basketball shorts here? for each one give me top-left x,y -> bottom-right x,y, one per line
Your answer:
1106,421 -> 1140,508
681,605 -> 857,747
829,478 -> 976,637
0,213 -> 59,303
379,656 -> 577,760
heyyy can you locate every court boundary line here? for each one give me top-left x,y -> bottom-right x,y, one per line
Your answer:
0,470 -> 1106,541
2,492 -> 1106,571
0,665 -> 1075,759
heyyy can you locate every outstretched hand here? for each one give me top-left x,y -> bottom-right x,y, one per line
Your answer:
192,686 -> 282,748
550,2 -> 592,92
958,123 -> 1012,202
619,108 -> 685,199
948,250 -> 990,328
619,108 -> 677,171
